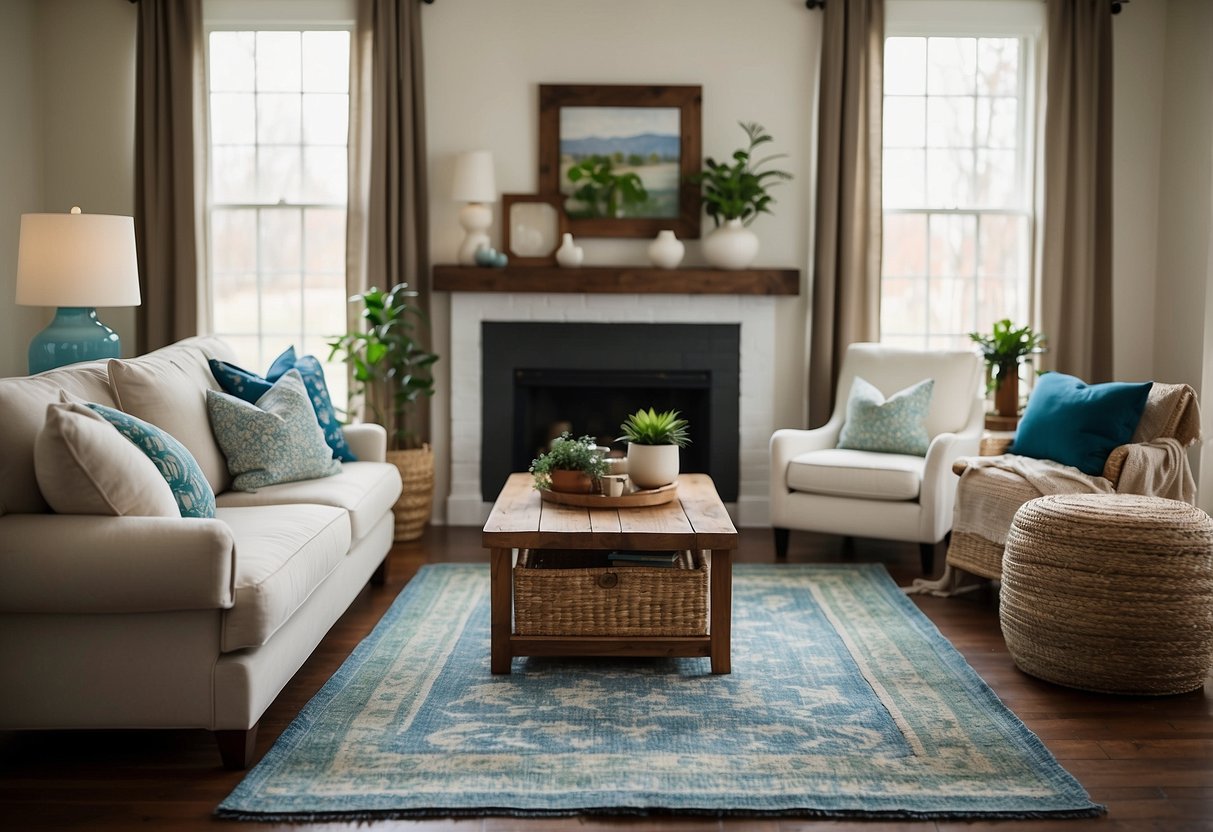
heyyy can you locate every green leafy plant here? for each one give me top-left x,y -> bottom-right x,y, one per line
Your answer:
529,432 -> 609,491
691,121 -> 792,227
617,408 -> 691,447
327,283 -> 439,450
565,155 -> 648,218
968,319 -> 1046,394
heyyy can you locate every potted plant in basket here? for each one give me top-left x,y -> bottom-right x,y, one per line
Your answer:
617,408 -> 690,490
530,432 -> 609,493
969,318 -> 1046,418
690,121 -> 792,270
328,283 -> 439,541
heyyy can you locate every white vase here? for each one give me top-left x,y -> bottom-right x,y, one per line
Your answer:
555,233 -> 583,268
647,230 -> 685,269
626,443 -> 680,490
703,218 -> 759,270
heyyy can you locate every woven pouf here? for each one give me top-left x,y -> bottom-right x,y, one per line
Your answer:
1000,493 -> 1213,695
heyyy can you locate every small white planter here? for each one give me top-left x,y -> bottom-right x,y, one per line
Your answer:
703,218 -> 759,270
626,443 -> 680,489
647,229 -> 685,269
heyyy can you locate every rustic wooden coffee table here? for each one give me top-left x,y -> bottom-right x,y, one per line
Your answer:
483,472 -> 738,674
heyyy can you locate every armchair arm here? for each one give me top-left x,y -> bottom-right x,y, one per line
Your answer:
769,419 -> 844,498
1105,439 -> 1197,502
918,427 -> 981,542
0,514 -> 235,614
343,422 -> 387,463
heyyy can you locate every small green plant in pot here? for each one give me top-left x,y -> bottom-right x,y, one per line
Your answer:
968,319 -> 1046,418
530,432 -> 608,493
617,408 -> 690,490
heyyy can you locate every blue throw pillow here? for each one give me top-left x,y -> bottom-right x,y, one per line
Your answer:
86,403 -> 217,518
837,376 -> 934,456
1009,372 -> 1152,476
209,348 -> 356,463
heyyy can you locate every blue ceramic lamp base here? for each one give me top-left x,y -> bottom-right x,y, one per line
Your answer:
28,306 -> 122,375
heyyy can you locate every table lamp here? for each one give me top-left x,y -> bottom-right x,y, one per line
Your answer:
16,206 -> 142,374
451,150 -> 496,265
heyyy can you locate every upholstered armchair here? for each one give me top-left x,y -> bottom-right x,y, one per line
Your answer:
942,382 -> 1202,584
769,343 -> 984,574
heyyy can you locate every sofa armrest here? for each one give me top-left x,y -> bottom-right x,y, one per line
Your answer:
0,515 -> 235,614
343,422 -> 387,463
769,420 -> 844,502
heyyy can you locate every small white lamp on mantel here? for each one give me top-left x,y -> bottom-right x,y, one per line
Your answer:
451,150 -> 496,265
15,206 -> 141,374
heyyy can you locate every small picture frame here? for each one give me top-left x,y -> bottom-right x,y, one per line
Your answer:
501,193 -> 564,266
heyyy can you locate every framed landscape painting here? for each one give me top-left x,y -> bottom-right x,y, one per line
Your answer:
538,84 -> 702,239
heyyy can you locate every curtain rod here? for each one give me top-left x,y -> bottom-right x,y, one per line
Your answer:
804,0 -> 1127,10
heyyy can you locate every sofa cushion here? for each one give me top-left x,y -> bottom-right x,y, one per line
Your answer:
34,402 -> 179,517
108,345 -> 233,495
207,370 -> 343,492
215,461 -> 402,540
787,448 -> 924,501
216,504 -> 351,651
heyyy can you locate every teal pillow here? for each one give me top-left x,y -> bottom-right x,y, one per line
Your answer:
85,403 -> 217,518
207,369 -> 343,492
837,376 -> 934,456
209,349 -> 356,463
1009,372 -> 1151,475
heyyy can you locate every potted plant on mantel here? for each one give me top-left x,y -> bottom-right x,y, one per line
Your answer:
329,283 -> 439,542
617,407 -> 691,489
969,318 -> 1046,419
691,121 -> 792,270
530,433 -> 609,493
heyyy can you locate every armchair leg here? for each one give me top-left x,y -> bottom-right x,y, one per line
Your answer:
215,722 -> 259,770
773,527 -> 789,560
919,542 -> 937,576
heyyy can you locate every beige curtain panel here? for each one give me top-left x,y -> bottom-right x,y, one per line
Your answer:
1041,0 -> 1114,383
809,0 -> 884,428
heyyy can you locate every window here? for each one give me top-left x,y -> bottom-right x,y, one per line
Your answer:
880,4 -> 1041,352
205,27 -> 350,407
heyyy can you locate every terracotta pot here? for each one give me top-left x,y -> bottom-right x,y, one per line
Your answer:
549,469 -> 595,493
626,443 -> 680,489
994,368 -> 1019,417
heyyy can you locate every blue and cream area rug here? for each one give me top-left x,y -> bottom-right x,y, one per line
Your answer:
218,563 -> 1102,821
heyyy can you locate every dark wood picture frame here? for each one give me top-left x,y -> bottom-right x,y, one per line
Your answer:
538,84 -> 702,240
501,193 -> 564,266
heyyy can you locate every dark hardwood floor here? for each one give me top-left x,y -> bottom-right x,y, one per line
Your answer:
2,525 -> 1210,832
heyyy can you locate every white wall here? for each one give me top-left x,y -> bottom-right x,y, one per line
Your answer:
422,0 -> 819,522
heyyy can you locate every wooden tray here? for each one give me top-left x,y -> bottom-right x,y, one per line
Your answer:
541,481 -> 678,508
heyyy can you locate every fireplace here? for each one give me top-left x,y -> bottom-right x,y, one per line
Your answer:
481,322 -> 740,501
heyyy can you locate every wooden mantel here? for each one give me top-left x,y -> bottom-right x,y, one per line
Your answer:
433,264 -> 800,296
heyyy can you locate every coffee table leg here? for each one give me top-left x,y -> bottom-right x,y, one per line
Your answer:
709,549 -> 732,674
490,547 -> 512,674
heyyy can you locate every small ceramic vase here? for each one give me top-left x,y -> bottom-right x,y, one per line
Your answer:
703,218 -> 759,270
648,230 -> 685,269
555,233 -> 584,268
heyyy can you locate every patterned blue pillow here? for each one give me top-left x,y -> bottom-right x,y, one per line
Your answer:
837,376 -> 934,456
207,370 -> 343,492
85,403 -> 217,518
210,349 -> 356,462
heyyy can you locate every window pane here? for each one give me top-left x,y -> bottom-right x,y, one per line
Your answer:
883,214 -> 928,276
884,97 -> 926,148
304,208 -> 346,272
976,97 -> 1018,148
257,146 -> 302,203
210,93 -> 255,144
883,149 -> 925,208
261,273 -> 303,336
977,38 -> 1020,96
978,214 -> 1026,279
257,93 -> 301,144
926,96 -> 974,148
885,38 -> 926,95
927,276 -> 975,336
217,335 -> 263,375
259,209 -> 302,272
880,277 -> 927,338
209,32 -> 254,92
302,147 -> 347,203
925,149 -> 974,208
302,31 -> 350,93
211,208 -> 257,273
929,214 -> 977,277
927,38 -> 977,95
975,149 -> 1018,207
303,280 -> 347,340
213,272 -> 259,334
211,145 -> 257,203
303,94 -> 349,145
256,32 -> 301,92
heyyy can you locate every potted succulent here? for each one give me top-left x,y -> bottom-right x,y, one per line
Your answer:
691,121 -> 792,270
328,283 -> 439,541
617,408 -> 691,489
530,432 -> 609,493
969,319 -> 1046,418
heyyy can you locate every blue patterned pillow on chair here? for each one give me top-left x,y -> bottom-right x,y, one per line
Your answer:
86,403 -> 217,518
837,376 -> 934,456
207,369 -> 343,492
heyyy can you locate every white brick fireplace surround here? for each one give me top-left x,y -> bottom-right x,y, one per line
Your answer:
446,292 -> 778,527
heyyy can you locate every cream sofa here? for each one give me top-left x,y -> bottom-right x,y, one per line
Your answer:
0,336 -> 402,768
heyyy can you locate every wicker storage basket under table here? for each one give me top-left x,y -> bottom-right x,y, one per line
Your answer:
513,550 -> 708,637
386,446 -> 434,542
1000,493 -> 1213,696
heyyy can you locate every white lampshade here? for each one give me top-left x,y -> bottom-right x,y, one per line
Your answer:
451,151 -> 496,203
15,208 -> 141,308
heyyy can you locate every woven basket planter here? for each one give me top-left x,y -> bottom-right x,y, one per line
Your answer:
386,445 -> 434,542
1000,493 -> 1213,695
514,550 -> 707,637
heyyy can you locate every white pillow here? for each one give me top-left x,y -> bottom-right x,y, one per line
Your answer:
34,402 -> 179,517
